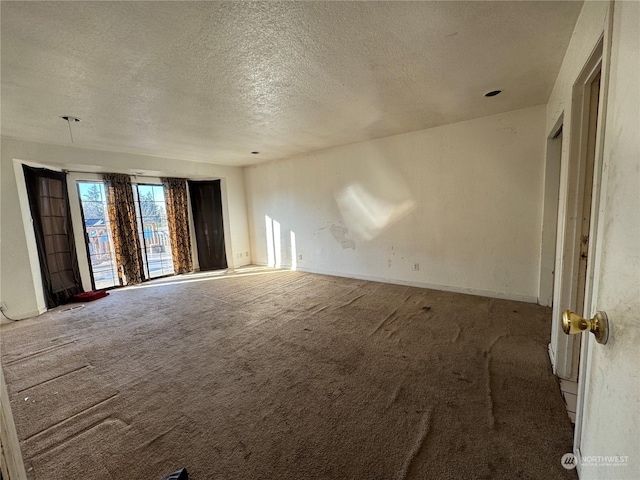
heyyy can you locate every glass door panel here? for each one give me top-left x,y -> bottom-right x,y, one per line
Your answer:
133,184 -> 174,279
77,181 -> 120,289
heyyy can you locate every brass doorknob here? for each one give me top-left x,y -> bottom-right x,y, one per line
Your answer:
562,310 -> 609,344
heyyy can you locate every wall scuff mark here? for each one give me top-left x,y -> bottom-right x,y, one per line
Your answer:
329,224 -> 356,249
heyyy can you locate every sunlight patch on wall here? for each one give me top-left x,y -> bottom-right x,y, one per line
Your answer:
265,215 -> 275,267
273,218 -> 281,268
333,150 -> 415,241
290,231 -> 297,270
265,214 -> 282,268
335,182 -> 414,241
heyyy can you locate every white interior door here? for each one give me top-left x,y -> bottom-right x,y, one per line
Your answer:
572,2 -> 639,478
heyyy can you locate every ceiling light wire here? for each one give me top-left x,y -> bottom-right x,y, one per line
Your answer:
67,117 -> 74,143
60,115 -> 80,143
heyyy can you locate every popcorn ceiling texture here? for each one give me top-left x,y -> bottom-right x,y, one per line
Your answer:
1,2 -> 582,166
1,269 -> 576,479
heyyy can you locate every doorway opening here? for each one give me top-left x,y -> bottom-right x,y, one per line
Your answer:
574,72 -> 601,319
560,71 -> 601,424
539,122 -> 563,308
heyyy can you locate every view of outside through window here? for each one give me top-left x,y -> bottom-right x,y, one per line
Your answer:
78,181 -> 175,289
78,182 -> 120,289
134,184 -> 175,279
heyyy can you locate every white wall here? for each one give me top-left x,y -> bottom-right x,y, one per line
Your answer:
245,105 -> 547,302
579,1 -> 640,478
0,138 -> 251,319
546,1 -> 611,129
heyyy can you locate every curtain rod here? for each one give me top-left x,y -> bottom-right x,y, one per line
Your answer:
61,170 -> 220,181
61,169 -> 104,175
61,169 -> 187,179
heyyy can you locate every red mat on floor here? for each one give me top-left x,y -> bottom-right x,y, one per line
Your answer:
71,290 -> 109,302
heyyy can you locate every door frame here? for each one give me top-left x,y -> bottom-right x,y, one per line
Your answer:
67,173 -> 110,292
0,367 -> 28,480
538,115 -> 563,310
74,179 -> 127,291
547,5 -> 614,470
75,181 -> 98,291
549,35 -> 606,381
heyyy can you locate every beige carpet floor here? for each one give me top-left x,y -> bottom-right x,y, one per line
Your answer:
1,268 -> 577,480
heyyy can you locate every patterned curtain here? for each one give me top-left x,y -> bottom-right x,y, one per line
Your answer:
162,177 -> 193,274
103,173 -> 144,285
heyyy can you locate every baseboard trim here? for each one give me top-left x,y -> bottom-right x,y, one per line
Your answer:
232,259 -> 252,269
276,265 -> 537,303
548,343 -> 556,370
0,307 -> 46,323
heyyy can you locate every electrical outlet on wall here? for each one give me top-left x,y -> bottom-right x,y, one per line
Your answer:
299,254 -> 303,260
413,263 -> 420,271
246,252 -> 249,257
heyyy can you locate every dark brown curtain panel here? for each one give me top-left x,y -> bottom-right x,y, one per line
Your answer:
188,180 -> 228,271
23,166 -> 83,307
162,177 -> 193,274
103,173 -> 144,285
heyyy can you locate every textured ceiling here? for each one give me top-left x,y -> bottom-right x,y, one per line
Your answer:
1,1 -> 583,167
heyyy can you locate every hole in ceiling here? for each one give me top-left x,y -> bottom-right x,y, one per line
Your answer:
251,151 -> 260,155
484,90 -> 502,97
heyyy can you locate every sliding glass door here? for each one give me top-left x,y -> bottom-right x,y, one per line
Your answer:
77,181 -> 120,289
133,184 -> 175,279
78,181 -> 175,287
